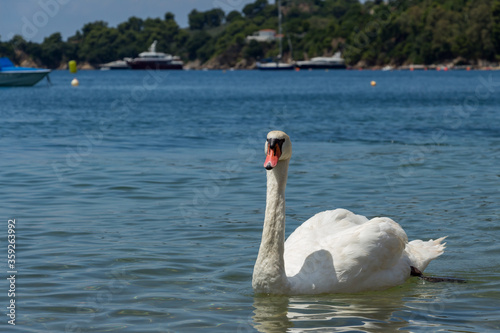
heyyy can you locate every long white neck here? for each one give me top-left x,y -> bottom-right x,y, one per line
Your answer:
252,159 -> 290,294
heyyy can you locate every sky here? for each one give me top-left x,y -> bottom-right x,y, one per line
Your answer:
0,0 -> 263,43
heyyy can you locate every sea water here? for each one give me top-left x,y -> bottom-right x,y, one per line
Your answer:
1,69 -> 499,332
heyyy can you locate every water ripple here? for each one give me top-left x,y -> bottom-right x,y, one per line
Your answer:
1,70 -> 499,332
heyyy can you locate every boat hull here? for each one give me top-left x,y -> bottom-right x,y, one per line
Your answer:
296,63 -> 346,70
0,70 -> 51,87
99,60 -> 131,70
128,60 -> 183,70
256,62 -> 295,70
100,66 -> 130,70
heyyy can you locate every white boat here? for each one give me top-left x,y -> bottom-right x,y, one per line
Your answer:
257,0 -> 294,71
257,61 -> 294,70
126,40 -> 183,70
0,58 -> 51,87
296,52 -> 346,70
99,60 -> 130,70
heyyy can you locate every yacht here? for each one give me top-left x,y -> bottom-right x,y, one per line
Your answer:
296,52 -> 346,70
127,41 -> 183,70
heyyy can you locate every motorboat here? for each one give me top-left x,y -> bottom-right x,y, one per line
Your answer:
0,58 -> 51,87
295,52 -> 346,70
99,60 -> 130,70
127,41 -> 183,70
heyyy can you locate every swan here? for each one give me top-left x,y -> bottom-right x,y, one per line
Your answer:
252,130 -> 447,295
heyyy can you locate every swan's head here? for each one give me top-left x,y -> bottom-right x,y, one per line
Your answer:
264,130 -> 292,170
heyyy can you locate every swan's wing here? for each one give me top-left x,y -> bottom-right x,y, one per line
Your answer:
332,217 -> 408,278
285,209 -> 410,292
332,216 -> 411,292
284,208 -> 369,276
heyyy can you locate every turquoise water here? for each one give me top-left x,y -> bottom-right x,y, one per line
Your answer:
1,69 -> 500,332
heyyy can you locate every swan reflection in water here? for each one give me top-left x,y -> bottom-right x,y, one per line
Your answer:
251,283 -> 431,333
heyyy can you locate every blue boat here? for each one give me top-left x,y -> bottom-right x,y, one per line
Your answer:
0,58 -> 51,87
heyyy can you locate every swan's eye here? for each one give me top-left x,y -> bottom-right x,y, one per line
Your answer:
267,138 -> 285,152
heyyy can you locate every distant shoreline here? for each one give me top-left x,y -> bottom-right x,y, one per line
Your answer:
3,1 -> 499,71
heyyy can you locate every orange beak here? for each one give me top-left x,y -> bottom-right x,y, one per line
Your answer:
264,144 -> 281,170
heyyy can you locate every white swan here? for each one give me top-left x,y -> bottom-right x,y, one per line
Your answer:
252,130 -> 446,295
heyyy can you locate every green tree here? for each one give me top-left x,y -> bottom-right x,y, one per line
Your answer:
205,9 -> 225,28
188,9 -> 205,30
493,0 -> 500,56
227,10 -> 243,23
118,17 -> 143,33
243,0 -> 268,18
79,21 -> 118,64
165,12 -> 175,22
39,33 -> 65,68
0,37 -> 16,62
186,31 -> 212,60
243,39 -> 264,59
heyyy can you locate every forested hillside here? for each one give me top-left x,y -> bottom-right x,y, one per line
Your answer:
1,0 -> 500,69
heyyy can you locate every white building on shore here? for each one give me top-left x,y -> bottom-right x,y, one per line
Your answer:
246,29 -> 278,42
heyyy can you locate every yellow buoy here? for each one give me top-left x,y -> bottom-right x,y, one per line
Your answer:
71,78 -> 79,87
370,80 -> 376,86
69,60 -> 77,74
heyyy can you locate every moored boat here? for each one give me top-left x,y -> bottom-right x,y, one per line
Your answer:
295,52 -> 346,70
126,41 -> 183,70
257,60 -> 295,70
99,60 -> 130,70
0,58 -> 51,87
256,0 -> 294,71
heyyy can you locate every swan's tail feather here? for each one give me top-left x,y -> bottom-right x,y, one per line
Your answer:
429,236 -> 447,254
406,236 -> 447,272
